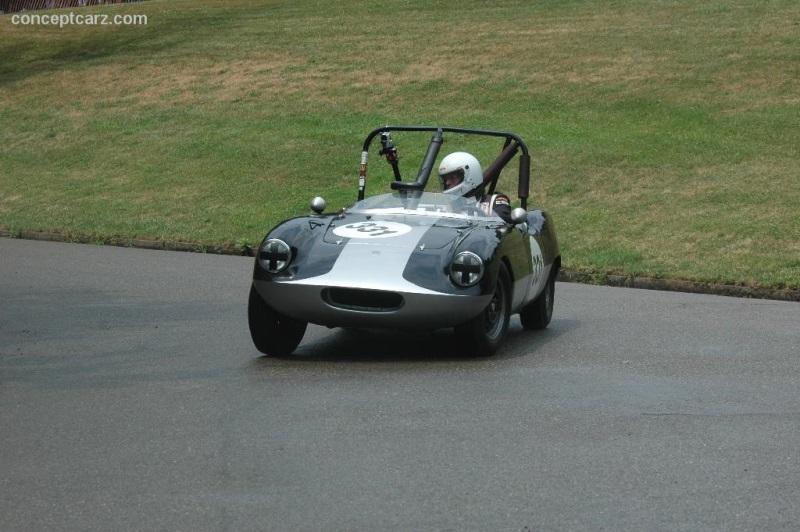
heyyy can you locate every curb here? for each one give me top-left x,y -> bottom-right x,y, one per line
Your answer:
557,271 -> 799,303
1,229 -> 243,256
2,230 -> 798,303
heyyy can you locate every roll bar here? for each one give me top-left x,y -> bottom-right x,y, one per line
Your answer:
358,125 -> 532,209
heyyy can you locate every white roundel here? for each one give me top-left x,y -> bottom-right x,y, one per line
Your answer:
333,221 -> 413,239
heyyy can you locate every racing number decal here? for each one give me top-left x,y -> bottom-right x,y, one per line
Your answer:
333,221 -> 413,239
352,222 -> 397,237
530,238 -> 545,283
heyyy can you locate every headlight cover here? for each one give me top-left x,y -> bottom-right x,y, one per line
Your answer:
449,251 -> 484,287
258,239 -> 292,273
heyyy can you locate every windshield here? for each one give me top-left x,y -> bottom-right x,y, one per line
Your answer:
347,192 -> 497,220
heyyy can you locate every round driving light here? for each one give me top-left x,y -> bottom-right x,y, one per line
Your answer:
450,251 -> 484,287
259,239 -> 292,273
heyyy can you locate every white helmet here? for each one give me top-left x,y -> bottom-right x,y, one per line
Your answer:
438,152 -> 483,196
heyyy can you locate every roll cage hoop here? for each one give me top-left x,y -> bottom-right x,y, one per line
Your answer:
358,125 -> 532,210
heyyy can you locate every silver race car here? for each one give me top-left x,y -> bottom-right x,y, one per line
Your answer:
248,126 -> 560,356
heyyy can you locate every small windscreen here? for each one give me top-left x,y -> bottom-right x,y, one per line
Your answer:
347,192 -> 496,220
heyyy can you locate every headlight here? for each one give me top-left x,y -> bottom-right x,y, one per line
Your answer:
258,239 -> 292,273
449,251 -> 484,287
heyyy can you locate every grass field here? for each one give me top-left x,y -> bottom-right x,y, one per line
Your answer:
1,0 -> 798,289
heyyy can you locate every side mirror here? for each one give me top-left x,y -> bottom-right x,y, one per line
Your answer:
510,207 -> 528,225
310,196 -> 326,214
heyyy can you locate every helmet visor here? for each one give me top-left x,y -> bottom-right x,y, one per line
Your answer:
440,169 -> 465,190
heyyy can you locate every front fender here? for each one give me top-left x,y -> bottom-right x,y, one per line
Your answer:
402,223 -> 509,296
253,215 -> 344,282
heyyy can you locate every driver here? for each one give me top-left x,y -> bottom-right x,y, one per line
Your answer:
438,152 -> 512,222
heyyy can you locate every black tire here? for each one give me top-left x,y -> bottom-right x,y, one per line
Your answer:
519,267 -> 556,330
248,284 -> 307,356
455,263 -> 511,357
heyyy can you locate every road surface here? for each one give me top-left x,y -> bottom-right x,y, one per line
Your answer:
1,238 -> 798,531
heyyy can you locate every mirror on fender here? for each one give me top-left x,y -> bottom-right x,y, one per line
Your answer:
310,196 -> 327,214
510,207 -> 528,225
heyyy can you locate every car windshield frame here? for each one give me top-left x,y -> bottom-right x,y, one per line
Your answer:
346,192 -> 498,221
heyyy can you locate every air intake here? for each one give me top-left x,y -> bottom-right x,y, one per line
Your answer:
322,288 -> 404,312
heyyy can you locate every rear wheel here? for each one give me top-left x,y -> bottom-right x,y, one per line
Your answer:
519,267 -> 556,330
455,263 -> 511,357
248,284 -> 307,356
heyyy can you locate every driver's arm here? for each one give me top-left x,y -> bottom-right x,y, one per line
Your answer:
490,194 -> 512,222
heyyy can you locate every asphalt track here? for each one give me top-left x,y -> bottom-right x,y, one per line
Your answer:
1,237 -> 798,531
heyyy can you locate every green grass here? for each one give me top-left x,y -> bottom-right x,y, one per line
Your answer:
1,0 -> 798,289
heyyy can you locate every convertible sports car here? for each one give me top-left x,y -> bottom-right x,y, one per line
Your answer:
248,126 -> 560,357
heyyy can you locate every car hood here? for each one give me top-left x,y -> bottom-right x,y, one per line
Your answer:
322,213 -> 477,250
259,210 -> 506,295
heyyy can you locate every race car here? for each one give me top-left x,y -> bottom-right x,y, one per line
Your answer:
248,126 -> 560,357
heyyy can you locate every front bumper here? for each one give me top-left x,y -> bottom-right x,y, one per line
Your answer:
253,279 -> 491,330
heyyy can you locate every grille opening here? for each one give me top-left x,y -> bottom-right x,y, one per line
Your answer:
322,288 -> 404,312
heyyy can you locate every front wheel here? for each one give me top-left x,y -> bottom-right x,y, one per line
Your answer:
248,284 -> 307,356
519,267 -> 556,330
454,263 -> 511,357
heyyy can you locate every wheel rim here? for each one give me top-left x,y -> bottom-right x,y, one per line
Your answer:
484,281 -> 506,339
